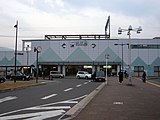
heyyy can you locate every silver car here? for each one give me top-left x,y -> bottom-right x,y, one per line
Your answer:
49,71 -> 64,80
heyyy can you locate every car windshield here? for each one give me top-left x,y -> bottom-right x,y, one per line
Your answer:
51,72 -> 60,74
16,72 -> 23,75
96,71 -> 105,76
84,72 -> 89,74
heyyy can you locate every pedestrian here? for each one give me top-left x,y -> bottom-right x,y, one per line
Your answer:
118,71 -> 123,83
124,70 -> 128,78
142,70 -> 147,83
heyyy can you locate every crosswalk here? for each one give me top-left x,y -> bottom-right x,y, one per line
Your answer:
0,81 -> 91,120
0,96 -> 17,103
0,81 -> 92,119
0,95 -> 87,120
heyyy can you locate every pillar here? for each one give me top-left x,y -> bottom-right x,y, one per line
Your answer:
92,65 -> 95,73
58,65 -> 61,72
62,65 -> 66,76
97,65 -> 100,71
117,65 -> 120,76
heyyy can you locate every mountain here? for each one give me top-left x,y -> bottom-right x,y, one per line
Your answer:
0,47 -> 14,51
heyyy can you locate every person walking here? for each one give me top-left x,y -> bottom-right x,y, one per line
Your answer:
142,70 -> 147,83
118,71 -> 123,83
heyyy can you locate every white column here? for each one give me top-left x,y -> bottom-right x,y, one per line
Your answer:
58,65 -> 61,72
97,65 -> 100,71
92,66 -> 95,73
117,65 -> 120,76
62,65 -> 66,76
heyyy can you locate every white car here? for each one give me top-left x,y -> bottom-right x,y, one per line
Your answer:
76,71 -> 91,79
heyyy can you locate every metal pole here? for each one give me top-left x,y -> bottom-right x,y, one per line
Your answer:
26,45 -> 29,66
122,43 -> 124,71
36,50 -> 38,83
106,55 -> 108,85
128,31 -> 132,85
14,20 -> 18,83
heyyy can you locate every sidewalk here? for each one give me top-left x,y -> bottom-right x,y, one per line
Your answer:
72,77 -> 160,120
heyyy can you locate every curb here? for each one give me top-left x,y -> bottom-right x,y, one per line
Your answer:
60,82 -> 106,120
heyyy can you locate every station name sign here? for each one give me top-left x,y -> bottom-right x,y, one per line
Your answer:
70,40 -> 87,47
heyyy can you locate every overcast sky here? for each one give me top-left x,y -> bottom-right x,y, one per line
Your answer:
0,0 -> 160,50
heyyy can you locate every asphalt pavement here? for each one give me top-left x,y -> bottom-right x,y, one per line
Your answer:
69,77 -> 160,120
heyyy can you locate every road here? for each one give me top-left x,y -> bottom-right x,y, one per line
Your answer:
0,78 -> 102,120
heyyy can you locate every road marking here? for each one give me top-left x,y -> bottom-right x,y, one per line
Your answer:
0,95 -> 87,120
0,110 -> 65,120
64,88 -> 73,92
113,102 -> 123,105
0,96 -> 17,103
41,82 -> 47,84
41,94 -> 57,100
76,84 -> 82,87
147,81 -> 160,88
84,82 -> 88,84
136,77 -> 160,88
26,106 -> 71,110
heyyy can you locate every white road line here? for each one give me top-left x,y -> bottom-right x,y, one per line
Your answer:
41,94 -> 57,100
64,88 -> 73,92
0,96 -> 17,103
76,84 -> 82,87
84,82 -> 88,85
147,81 -> 160,88
0,95 -> 87,120
0,110 -> 65,120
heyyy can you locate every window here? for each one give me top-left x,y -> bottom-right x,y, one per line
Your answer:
131,44 -> 160,49
134,66 -> 144,76
154,66 -> 160,76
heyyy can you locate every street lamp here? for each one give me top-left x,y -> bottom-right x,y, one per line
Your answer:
26,45 -> 30,66
114,43 -> 129,71
14,20 -> 18,83
105,54 -> 109,85
34,46 -> 42,83
118,25 -> 142,85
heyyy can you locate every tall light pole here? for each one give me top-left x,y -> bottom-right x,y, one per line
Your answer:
105,54 -> 109,85
114,43 -> 129,71
14,20 -> 18,83
34,46 -> 42,83
26,45 -> 30,66
118,25 -> 142,85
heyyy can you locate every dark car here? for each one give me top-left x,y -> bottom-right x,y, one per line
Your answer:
6,73 -> 14,79
0,75 -> 6,83
92,71 -> 106,82
10,72 -> 30,81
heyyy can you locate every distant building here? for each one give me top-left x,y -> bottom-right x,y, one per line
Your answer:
0,34 -> 160,77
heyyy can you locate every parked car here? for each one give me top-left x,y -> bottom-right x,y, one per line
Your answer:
49,71 -> 64,80
6,73 -> 14,79
92,71 -> 106,82
76,71 -> 92,79
10,72 -> 30,81
0,75 -> 6,83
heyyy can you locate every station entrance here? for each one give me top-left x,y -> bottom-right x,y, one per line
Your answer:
41,64 -> 119,77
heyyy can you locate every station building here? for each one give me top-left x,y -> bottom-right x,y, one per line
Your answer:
0,34 -> 160,77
